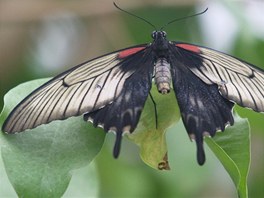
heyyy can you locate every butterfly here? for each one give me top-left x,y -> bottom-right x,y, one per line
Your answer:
2,5 -> 264,166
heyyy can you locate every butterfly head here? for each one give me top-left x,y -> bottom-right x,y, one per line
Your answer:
151,31 -> 169,55
151,31 -> 167,40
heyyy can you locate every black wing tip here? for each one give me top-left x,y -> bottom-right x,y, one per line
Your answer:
197,148 -> 206,166
1,124 -> 6,133
195,135 -> 206,166
1,127 -> 7,134
1,122 -> 14,134
2,118 -> 10,132
113,132 -> 122,158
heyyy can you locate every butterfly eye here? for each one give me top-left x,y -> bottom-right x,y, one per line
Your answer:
151,31 -> 157,39
162,31 -> 167,37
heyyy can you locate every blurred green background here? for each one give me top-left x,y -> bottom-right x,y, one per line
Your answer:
0,0 -> 263,197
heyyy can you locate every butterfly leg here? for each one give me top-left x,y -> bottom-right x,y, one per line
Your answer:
149,92 -> 158,129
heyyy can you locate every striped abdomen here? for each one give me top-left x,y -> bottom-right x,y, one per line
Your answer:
155,58 -> 171,94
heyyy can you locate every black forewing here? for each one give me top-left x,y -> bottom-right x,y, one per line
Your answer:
169,43 -> 235,165
2,44 -> 149,133
84,48 -> 154,158
175,42 -> 264,112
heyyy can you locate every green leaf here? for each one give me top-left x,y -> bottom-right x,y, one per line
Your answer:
205,113 -> 250,198
127,88 -> 180,170
0,79 -> 105,197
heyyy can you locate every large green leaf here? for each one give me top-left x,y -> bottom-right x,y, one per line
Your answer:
128,88 -> 180,170
205,113 -> 250,198
0,79 -> 105,197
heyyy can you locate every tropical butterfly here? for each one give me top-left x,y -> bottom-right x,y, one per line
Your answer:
2,3 -> 264,165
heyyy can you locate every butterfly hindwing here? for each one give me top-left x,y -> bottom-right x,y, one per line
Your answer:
170,47 -> 235,165
84,48 -> 154,157
170,42 -> 264,164
2,45 -> 149,133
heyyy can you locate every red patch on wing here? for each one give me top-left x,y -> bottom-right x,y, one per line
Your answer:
176,44 -> 201,53
118,47 -> 145,59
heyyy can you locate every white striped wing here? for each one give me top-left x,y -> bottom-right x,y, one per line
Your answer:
176,43 -> 264,112
3,46 -> 147,133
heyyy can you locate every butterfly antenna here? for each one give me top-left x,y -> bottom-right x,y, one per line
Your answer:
113,2 -> 157,30
160,8 -> 208,30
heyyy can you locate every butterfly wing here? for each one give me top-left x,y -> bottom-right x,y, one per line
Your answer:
170,42 -> 264,165
175,43 -> 264,112
2,45 -> 152,133
84,56 -> 154,157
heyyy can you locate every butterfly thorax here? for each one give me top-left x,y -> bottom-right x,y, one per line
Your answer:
152,31 -> 172,94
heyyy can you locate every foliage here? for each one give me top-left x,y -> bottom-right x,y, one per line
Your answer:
0,78 -> 250,197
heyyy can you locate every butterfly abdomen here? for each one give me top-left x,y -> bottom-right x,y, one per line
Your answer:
155,58 -> 171,94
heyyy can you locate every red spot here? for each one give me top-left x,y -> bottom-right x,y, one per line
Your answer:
176,44 -> 201,53
118,47 -> 145,59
